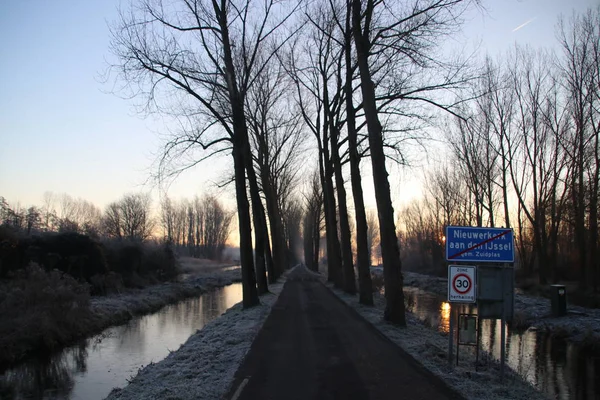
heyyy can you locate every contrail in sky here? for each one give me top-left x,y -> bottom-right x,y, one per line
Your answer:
512,17 -> 536,32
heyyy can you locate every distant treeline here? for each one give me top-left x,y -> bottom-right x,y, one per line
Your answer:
0,191 -> 236,291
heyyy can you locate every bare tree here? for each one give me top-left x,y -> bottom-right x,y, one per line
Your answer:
202,195 -> 234,260
365,210 -> 378,266
302,170 -> 323,272
558,7 -> 600,289
109,0 -> 301,306
102,193 -> 154,241
103,202 -> 123,240
352,0 -> 474,325
120,193 -> 155,241
160,196 -> 176,243
246,51 -> 306,280
285,8 -> 344,287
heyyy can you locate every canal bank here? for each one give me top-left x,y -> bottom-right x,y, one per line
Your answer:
105,276 -> 287,400
0,259 -> 242,371
0,282 -> 246,399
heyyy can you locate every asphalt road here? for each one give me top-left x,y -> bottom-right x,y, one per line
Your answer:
226,267 -> 464,400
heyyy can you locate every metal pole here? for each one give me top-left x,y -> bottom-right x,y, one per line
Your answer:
448,303 -> 454,366
500,264 -> 506,382
475,316 -> 480,371
456,313 -> 460,366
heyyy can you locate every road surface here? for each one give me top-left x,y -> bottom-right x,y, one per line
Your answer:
226,267 -> 464,400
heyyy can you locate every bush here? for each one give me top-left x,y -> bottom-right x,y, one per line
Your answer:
141,241 -> 178,281
0,226 -> 26,279
89,272 -> 124,295
0,264 -> 96,367
31,233 -> 109,281
0,232 -> 110,283
102,240 -> 179,287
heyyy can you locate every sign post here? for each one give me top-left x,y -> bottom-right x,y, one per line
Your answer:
447,265 -> 476,366
445,226 -> 515,377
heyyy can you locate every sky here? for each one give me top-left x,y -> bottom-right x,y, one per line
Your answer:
0,0 -> 598,213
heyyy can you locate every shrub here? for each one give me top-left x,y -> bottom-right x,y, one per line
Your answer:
0,226 -> 27,279
102,240 -> 179,287
141,241 -> 178,281
31,233 -> 109,281
89,272 -> 124,295
0,264 -> 96,367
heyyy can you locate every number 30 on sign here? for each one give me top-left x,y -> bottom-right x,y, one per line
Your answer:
448,265 -> 477,303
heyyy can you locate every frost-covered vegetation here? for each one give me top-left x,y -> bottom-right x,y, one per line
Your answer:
0,191 -> 243,368
0,264 -> 95,368
0,253 -> 241,368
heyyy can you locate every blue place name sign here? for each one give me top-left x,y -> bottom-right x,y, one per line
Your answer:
445,226 -> 514,263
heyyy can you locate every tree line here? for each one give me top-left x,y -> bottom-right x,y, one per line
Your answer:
108,0 -> 481,325
399,8 -> 600,293
1,192 -> 233,256
108,0 -> 599,324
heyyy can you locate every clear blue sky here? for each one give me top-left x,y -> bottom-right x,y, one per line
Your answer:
0,0 -> 597,210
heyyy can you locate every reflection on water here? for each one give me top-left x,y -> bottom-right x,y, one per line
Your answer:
440,302 -> 451,333
0,283 -> 243,400
404,287 -> 600,399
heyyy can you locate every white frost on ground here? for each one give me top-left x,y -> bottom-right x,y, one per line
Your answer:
330,284 -> 551,400
104,277 -> 286,400
91,261 -> 241,326
404,271 -> 600,343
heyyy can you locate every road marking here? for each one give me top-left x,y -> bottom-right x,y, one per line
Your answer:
231,377 -> 250,400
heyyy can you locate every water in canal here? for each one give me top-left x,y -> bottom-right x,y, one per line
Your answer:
404,287 -> 600,400
0,283 -> 243,400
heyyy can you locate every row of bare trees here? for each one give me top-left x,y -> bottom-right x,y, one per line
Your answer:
109,0 -> 316,306
1,192 -> 153,241
108,0 -> 478,324
282,0 -> 475,324
160,195 -> 234,260
399,8 -> 600,290
1,193 -> 103,237
2,192 -> 233,259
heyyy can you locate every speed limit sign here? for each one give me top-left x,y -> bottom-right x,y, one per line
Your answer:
448,265 -> 476,303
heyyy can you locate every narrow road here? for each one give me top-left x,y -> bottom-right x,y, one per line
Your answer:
226,267 -> 464,400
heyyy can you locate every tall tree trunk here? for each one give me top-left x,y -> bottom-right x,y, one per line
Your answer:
589,187 -> 599,290
500,152 -> 511,228
574,143 -> 587,289
345,2 -> 372,304
245,155 -> 268,294
217,2 -> 258,307
352,0 -> 405,325
312,212 -> 321,271
261,174 -> 285,279
264,224 -> 276,285
233,141 -> 259,307
303,213 -> 315,270
320,144 -> 343,286
590,130 -> 600,290
330,124 -> 357,294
